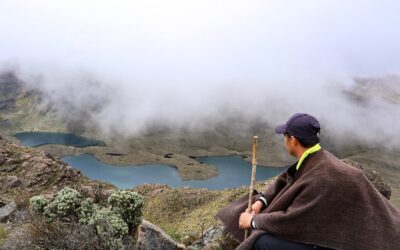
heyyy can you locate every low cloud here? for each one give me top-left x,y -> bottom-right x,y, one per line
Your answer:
0,1 -> 400,149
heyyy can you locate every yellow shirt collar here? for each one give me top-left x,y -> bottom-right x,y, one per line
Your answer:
296,143 -> 321,170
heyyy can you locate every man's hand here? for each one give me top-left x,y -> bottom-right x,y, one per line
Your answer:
239,209 -> 254,229
251,200 -> 264,214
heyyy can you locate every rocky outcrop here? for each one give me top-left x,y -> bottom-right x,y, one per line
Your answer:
0,201 -> 16,223
0,134 -> 113,199
1,176 -> 21,188
0,135 -> 188,248
23,152 -> 82,190
136,220 -> 185,250
188,225 -> 224,250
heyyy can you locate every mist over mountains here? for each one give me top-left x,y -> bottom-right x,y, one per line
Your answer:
1,69 -> 399,154
1,1 -> 400,149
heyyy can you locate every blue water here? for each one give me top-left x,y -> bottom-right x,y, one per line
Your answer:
14,132 -> 105,147
14,131 -> 285,189
63,154 -> 285,189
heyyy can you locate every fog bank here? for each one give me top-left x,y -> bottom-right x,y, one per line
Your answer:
1,1 -> 400,148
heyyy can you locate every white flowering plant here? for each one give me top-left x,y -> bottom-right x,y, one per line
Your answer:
108,190 -> 144,232
89,207 -> 129,239
42,187 -> 82,222
77,197 -> 98,224
29,195 -> 49,215
28,187 -> 144,246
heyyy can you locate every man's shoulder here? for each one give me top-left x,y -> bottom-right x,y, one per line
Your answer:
311,149 -> 365,181
316,149 -> 338,161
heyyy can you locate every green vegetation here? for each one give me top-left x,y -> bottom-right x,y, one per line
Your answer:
164,225 -> 183,243
134,181 -> 272,245
77,197 -> 96,224
28,187 -> 144,249
0,224 -> 6,245
42,187 -> 82,222
89,207 -> 129,248
108,190 -> 144,232
29,195 -> 48,215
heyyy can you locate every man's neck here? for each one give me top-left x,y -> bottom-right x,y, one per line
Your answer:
294,147 -> 307,160
294,143 -> 322,170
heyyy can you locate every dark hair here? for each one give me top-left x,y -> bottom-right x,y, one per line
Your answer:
297,136 -> 320,148
284,132 -> 320,148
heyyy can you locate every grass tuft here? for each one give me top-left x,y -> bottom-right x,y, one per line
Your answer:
0,224 -> 7,245
12,191 -> 31,210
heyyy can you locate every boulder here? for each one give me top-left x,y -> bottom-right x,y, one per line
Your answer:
0,197 -> 6,207
4,176 -> 21,188
20,153 -> 33,161
136,219 -> 185,250
31,162 -> 49,173
188,225 -> 222,250
0,201 -> 16,222
188,224 -> 239,250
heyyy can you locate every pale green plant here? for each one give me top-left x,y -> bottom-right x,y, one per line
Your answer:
27,187 -> 144,248
77,197 -> 97,224
42,187 -> 82,222
89,207 -> 129,241
108,190 -> 144,231
29,195 -> 49,215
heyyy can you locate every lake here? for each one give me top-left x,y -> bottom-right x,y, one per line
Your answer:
63,154 -> 284,189
15,131 -> 285,189
14,131 -> 106,147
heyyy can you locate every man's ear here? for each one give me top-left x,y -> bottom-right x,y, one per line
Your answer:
292,136 -> 299,147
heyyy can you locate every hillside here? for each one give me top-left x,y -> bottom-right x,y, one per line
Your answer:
0,135 -> 396,249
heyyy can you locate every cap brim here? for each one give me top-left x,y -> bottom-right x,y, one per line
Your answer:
275,124 -> 287,134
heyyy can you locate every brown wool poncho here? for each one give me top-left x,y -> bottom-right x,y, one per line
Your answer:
216,150 -> 400,250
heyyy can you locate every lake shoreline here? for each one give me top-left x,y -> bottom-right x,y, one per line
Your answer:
62,153 -> 285,190
9,130 -> 288,181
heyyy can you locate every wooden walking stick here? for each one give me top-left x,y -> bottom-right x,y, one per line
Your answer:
244,135 -> 258,240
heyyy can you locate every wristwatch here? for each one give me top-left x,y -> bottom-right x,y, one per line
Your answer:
251,218 -> 257,229
256,194 -> 268,209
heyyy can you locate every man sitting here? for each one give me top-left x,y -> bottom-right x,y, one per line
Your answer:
217,113 -> 400,250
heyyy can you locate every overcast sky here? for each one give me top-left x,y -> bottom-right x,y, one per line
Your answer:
1,1 -> 399,81
1,1 -> 400,147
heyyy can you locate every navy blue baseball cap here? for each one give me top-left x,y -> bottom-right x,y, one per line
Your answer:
275,113 -> 320,139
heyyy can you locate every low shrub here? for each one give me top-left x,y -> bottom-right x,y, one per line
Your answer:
26,187 -> 144,249
29,196 -> 48,215
4,215 -> 107,250
89,207 -> 129,248
108,190 -> 144,232
77,197 -> 97,224
42,187 -> 82,222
